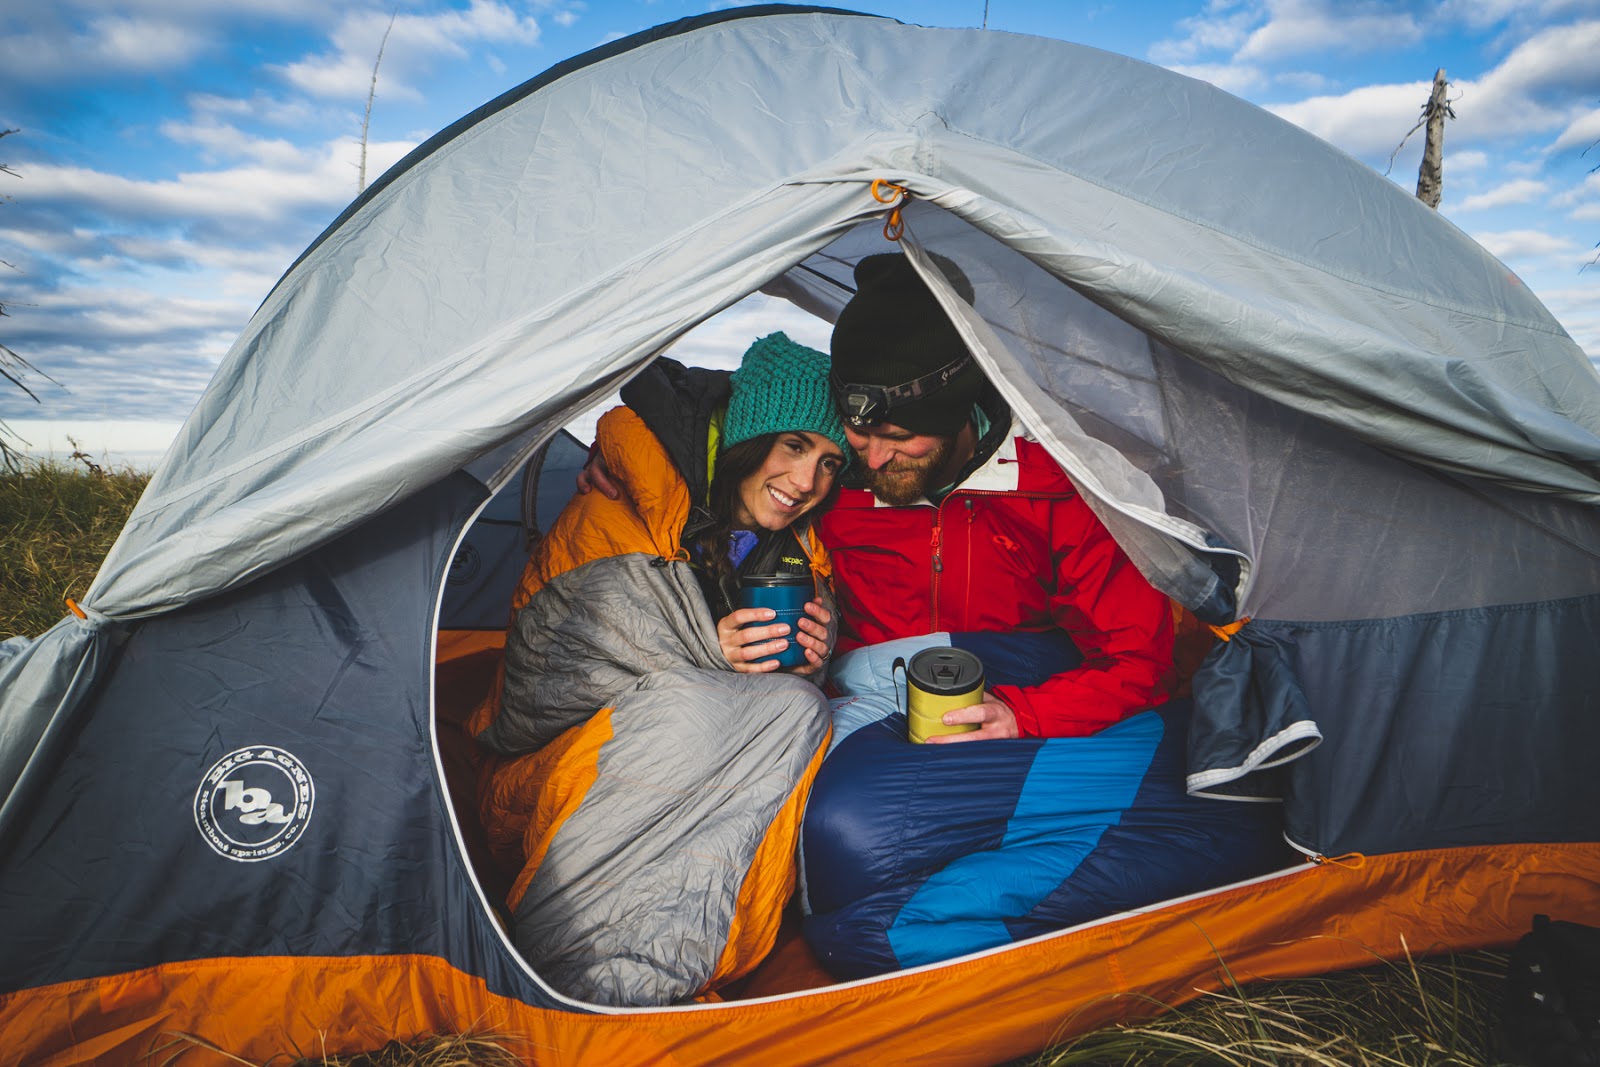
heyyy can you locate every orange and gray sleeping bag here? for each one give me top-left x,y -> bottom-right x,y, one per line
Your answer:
470,407 -> 831,1006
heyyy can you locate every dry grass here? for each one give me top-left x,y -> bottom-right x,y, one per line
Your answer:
146,1031 -> 527,1067
143,951 -> 1513,1065
1033,949 -> 1513,1067
0,458 -> 147,638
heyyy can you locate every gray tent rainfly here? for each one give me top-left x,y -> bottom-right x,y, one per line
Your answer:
0,6 -> 1596,1065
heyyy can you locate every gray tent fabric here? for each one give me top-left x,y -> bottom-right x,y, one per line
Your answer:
4,7 -> 1598,858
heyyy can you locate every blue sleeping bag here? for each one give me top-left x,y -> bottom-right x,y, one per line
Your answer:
801,633 -> 1291,979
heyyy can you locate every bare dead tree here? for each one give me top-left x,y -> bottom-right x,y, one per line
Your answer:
1385,69 -> 1456,210
358,12 -> 398,194
1415,69 -> 1451,209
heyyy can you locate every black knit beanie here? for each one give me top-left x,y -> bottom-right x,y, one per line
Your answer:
829,253 -> 983,436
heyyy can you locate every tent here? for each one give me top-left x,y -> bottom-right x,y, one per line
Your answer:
2,5 -> 1598,1063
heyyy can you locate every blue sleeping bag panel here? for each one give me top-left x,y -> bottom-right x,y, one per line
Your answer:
801,633 -> 1289,979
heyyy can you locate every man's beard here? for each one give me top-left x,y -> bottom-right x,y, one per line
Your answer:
859,436 -> 954,506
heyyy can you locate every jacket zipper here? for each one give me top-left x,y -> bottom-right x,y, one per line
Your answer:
929,521 -> 942,633
964,497 -> 975,617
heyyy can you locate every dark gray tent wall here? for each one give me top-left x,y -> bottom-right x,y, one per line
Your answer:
0,470 -> 565,1007
440,430 -> 590,631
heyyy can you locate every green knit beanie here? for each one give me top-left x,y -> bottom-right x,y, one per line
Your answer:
723,332 -> 850,461
829,253 -> 983,436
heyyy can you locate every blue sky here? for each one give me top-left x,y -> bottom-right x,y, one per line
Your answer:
3,0 -> 1599,465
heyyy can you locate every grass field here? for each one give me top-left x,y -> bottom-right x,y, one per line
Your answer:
1,462 -> 1520,1066
0,459 -> 148,639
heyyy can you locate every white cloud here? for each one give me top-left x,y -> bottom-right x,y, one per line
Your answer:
20,131 -> 420,239
1152,0 -> 1430,66
1167,62 -> 1267,95
1269,20 -> 1600,162
1554,108 -> 1600,151
1445,19 -> 1600,146
0,13 -> 209,81
1566,172 -> 1600,219
1272,69 -> 1334,92
51,0 -> 333,18
1453,178 -> 1551,211
1473,228 -> 1581,259
1149,1 -> 1258,64
158,119 -> 309,168
1475,17 -> 1600,101
1269,81 -> 1433,158
175,92 -> 345,140
1452,150 -> 1492,171
549,291 -> 825,447
1163,6 -> 1600,167
1534,281 -> 1600,357
1238,0 -> 1421,60
278,2 -> 542,100
29,159 -> 343,228
1553,170 -> 1600,205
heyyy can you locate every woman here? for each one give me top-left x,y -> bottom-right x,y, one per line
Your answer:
470,333 -> 847,1007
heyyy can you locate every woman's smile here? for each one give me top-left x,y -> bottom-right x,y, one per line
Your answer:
733,431 -> 844,530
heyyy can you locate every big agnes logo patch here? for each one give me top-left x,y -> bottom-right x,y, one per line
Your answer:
193,746 -> 315,862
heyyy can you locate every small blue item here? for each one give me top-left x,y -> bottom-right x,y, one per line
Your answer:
737,573 -> 812,668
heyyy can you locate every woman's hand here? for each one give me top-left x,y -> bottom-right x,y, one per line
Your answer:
717,607 -> 789,673
716,599 -> 834,675
787,599 -> 834,677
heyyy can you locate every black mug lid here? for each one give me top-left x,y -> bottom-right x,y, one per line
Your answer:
741,572 -> 812,588
907,647 -> 984,694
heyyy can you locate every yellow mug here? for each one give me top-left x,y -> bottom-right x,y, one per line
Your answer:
905,648 -> 985,744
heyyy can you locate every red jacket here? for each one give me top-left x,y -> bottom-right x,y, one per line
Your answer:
817,431 -> 1175,738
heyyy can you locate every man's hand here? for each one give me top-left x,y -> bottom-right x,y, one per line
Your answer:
576,451 -> 623,500
788,599 -> 833,677
923,693 -> 1019,743
716,607 -> 789,673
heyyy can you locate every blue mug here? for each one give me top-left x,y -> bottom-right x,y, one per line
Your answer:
737,573 -> 813,668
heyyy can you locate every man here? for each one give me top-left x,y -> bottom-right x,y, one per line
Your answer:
818,252 -> 1175,740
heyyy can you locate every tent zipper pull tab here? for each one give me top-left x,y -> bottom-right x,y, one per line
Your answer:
1311,851 -> 1367,869
871,178 -> 910,241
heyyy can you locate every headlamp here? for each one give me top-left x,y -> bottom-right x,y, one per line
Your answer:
830,353 -> 973,428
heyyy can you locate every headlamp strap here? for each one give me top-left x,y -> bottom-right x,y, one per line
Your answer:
878,352 -> 972,404
832,351 -> 974,425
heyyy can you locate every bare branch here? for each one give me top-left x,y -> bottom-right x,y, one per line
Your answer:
0,130 -> 18,206
1383,117 -> 1426,177
358,13 -> 397,194
1415,69 -> 1450,209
